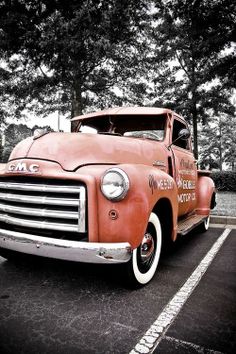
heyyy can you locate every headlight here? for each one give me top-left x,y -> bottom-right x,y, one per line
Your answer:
101,168 -> 130,201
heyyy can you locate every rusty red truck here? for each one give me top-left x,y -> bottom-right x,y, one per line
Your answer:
0,107 -> 216,286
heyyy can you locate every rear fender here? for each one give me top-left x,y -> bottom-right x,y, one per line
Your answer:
196,176 -> 215,215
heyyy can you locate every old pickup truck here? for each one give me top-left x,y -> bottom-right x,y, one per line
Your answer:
0,107 -> 215,286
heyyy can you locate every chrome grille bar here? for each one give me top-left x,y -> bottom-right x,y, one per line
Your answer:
0,202 -> 78,220
0,181 -> 81,194
0,214 -> 78,232
78,187 -> 86,233
0,192 -> 79,206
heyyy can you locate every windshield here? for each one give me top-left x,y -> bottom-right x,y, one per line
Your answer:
76,114 -> 167,141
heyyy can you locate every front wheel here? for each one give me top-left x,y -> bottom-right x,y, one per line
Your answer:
125,212 -> 162,287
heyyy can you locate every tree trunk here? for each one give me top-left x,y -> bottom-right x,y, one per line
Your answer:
71,78 -> 83,132
71,78 -> 83,118
190,57 -> 198,162
219,120 -> 223,171
219,145 -> 223,171
191,88 -> 198,161
192,109 -> 198,161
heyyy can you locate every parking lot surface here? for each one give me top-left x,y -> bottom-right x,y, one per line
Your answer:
0,227 -> 235,354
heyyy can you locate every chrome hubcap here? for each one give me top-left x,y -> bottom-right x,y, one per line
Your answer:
140,233 -> 155,263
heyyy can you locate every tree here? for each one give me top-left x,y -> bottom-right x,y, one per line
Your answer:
149,0 -> 236,159
199,112 -> 236,171
1,123 -> 54,162
0,0 -> 148,123
2,123 -> 31,162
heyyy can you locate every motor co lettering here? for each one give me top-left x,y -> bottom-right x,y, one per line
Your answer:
178,192 -> 196,203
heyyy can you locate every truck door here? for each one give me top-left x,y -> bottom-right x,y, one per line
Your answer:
171,117 -> 197,217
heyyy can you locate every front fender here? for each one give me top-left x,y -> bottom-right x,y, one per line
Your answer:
87,164 -> 178,249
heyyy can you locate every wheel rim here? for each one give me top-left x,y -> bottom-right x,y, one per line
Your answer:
138,225 -> 157,273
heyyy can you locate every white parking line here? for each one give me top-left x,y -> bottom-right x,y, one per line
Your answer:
130,228 -> 232,354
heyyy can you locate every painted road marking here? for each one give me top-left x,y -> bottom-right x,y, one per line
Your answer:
130,228 -> 232,354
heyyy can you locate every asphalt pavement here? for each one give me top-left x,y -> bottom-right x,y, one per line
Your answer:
0,227 -> 235,354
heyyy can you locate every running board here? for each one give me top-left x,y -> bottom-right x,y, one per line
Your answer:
177,214 -> 206,236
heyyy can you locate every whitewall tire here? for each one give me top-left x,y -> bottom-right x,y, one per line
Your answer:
126,212 -> 162,287
201,215 -> 210,232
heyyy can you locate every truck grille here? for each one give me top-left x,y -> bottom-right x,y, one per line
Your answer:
0,178 -> 86,240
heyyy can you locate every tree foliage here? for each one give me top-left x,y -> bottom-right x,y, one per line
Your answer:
0,0 -> 148,121
0,0 -> 235,168
199,111 -> 236,171
2,123 -> 53,162
149,0 -> 236,159
2,123 -> 32,162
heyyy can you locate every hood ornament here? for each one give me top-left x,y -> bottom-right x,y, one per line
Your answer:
33,128 -> 50,140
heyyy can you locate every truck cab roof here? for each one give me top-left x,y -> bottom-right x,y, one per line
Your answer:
71,106 -> 182,121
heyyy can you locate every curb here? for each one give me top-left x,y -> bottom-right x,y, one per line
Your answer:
210,215 -> 236,228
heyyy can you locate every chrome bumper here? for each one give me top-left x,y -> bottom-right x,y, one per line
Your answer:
0,229 -> 132,264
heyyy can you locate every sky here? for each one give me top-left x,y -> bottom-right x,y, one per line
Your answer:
12,111 -> 71,132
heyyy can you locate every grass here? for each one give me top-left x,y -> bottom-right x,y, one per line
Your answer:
211,191 -> 236,217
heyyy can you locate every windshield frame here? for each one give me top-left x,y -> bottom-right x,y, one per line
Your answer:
75,114 -> 168,142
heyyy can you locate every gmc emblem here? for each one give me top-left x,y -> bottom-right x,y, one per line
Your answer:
8,162 -> 40,173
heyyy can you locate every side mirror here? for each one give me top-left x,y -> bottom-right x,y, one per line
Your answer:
167,128 -> 190,150
178,128 -> 190,140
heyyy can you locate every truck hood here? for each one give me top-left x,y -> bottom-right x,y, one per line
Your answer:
9,132 -> 166,171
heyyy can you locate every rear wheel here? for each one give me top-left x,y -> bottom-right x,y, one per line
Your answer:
126,212 -> 162,287
200,215 -> 210,232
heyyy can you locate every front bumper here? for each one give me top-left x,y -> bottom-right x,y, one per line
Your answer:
0,228 -> 132,264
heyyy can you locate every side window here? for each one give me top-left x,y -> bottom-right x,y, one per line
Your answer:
172,119 -> 190,150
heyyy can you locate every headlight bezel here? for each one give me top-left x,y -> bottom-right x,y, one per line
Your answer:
100,168 -> 130,201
